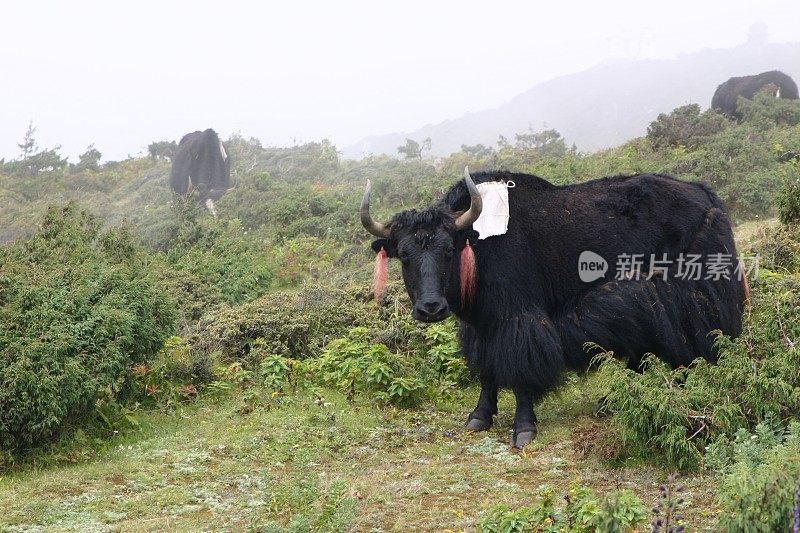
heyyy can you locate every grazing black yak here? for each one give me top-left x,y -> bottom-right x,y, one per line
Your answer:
711,70 -> 798,120
361,169 -> 748,448
170,129 -> 232,216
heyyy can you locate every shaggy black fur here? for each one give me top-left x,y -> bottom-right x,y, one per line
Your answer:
711,70 -> 799,120
370,171 -> 746,447
169,129 -> 232,205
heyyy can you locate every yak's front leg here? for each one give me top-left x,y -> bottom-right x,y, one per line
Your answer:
511,387 -> 538,448
465,378 -> 497,431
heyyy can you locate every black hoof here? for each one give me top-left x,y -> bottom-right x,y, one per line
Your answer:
465,415 -> 492,432
511,427 -> 537,449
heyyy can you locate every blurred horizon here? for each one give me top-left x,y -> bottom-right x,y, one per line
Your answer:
2,0 -> 799,161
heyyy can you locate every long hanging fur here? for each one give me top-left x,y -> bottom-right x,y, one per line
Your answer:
460,240 -> 477,307
373,247 -> 388,302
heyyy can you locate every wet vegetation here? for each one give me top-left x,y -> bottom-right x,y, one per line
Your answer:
1,91 -> 800,530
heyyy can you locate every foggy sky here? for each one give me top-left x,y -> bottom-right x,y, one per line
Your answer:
2,0 -> 799,162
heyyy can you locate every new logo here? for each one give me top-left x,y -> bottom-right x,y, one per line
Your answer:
578,251 -> 608,283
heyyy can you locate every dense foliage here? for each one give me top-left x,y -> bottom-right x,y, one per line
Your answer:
706,418 -> 800,532
777,177 -> 800,225
0,204 -> 176,451
594,264 -> 800,469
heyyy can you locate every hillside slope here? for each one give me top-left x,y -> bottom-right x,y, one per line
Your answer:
344,41 -> 800,158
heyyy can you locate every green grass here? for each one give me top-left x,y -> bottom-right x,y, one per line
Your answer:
0,374 -> 722,532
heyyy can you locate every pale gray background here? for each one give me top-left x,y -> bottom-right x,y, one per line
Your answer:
1,0 -> 798,161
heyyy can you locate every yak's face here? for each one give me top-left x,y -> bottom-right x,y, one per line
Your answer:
373,218 -> 457,322
361,168 -> 482,323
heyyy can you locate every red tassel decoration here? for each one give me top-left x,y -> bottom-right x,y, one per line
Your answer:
373,247 -> 388,302
460,240 -> 477,307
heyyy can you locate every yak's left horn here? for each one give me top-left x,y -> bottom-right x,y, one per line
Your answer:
361,179 -> 391,238
454,167 -> 483,230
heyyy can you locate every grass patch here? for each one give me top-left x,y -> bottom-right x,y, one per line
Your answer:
0,376 -> 722,531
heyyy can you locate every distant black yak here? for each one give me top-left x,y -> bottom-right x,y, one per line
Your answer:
169,129 -> 232,216
361,169 -> 748,448
711,70 -> 798,120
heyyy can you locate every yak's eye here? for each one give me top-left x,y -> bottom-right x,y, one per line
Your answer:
445,245 -> 455,258
398,251 -> 410,264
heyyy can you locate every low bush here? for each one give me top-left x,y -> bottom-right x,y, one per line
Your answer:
744,223 -> 800,273
192,282 -> 412,361
739,89 -> 800,129
129,336 -> 215,411
706,417 -> 800,532
594,270 -> 800,469
478,484 -> 647,532
190,282 -> 471,407
778,177 -> 800,225
166,216 -> 276,307
313,327 -> 426,406
0,204 -> 176,451
646,104 -> 729,150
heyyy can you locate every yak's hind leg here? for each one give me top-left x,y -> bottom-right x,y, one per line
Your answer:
681,207 -> 746,345
559,278 -> 694,369
560,207 -> 745,369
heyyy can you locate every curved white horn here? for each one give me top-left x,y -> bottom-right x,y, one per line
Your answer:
361,179 -> 390,238
454,167 -> 483,230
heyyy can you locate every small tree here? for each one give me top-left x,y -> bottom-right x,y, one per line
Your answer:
148,140 -> 177,162
24,147 -> 68,175
17,121 -> 37,162
460,144 -> 494,159
75,144 -> 102,171
514,128 -> 568,157
13,122 -> 68,175
397,137 -> 431,159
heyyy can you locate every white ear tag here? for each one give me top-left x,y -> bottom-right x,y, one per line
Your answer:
473,181 -> 512,239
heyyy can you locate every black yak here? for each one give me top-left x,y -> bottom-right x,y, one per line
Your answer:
170,129 -> 232,216
361,169 -> 748,448
711,70 -> 798,120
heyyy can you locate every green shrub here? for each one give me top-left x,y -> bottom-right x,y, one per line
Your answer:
0,204 -> 176,451
744,224 -> 800,273
718,167 -> 787,220
739,89 -> 800,129
706,418 -> 800,532
197,296 -> 468,408
314,327 -> 425,407
477,484 -> 647,532
192,282 -> 416,361
595,271 -> 800,469
647,104 -> 729,150
778,177 -> 800,225
129,336 -> 214,410
424,320 -> 470,385
166,217 -> 276,307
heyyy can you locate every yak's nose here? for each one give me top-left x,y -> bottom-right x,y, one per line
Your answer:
413,298 -> 450,322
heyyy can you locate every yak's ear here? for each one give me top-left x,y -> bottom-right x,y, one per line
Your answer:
371,239 -> 397,257
454,228 -> 480,248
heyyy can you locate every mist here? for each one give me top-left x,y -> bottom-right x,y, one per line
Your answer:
2,0 -> 799,161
